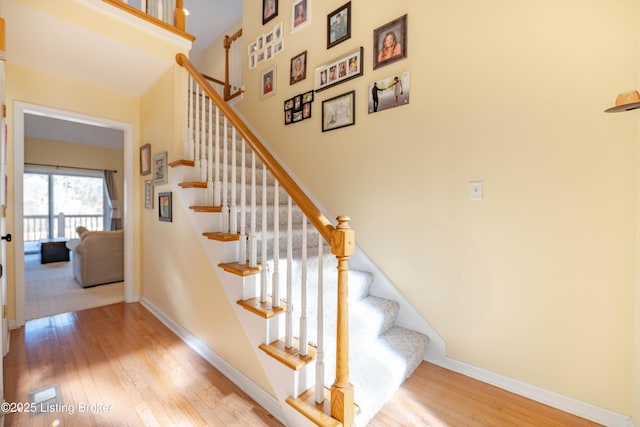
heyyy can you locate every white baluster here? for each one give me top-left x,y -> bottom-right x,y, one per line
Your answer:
187,75 -> 194,161
194,85 -> 201,178
272,181 -> 280,308
260,164 -> 268,303
229,127 -> 238,235
183,74 -> 189,158
206,98 -> 214,205
285,196 -> 293,348
239,138 -> 247,264
200,88 -> 207,182
299,218 -> 308,356
221,118 -> 229,233
315,233 -> 325,403
248,152 -> 257,268
214,107 -> 221,206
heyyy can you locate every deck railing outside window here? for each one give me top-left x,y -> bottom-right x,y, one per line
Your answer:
24,214 -> 103,242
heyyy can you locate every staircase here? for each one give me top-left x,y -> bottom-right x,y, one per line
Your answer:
171,54 -> 429,426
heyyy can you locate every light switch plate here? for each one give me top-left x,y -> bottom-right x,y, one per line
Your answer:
469,181 -> 483,200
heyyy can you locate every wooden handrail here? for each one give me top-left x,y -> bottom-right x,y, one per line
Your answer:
177,53 -> 335,244
103,0 -> 195,42
201,72 -> 226,88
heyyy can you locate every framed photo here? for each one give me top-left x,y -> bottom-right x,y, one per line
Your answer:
291,0 -> 310,33
274,22 -> 283,40
315,46 -> 363,92
373,14 -> 407,69
290,51 -> 307,85
322,90 -> 355,132
273,39 -> 284,56
261,66 -> 276,99
158,192 -> 172,222
284,90 -> 314,125
327,2 -> 351,49
368,71 -> 411,113
263,0 -> 278,25
152,151 -> 168,185
140,143 -> 151,176
144,179 -> 154,209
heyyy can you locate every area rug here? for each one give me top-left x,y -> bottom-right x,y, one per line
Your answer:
24,253 -> 124,320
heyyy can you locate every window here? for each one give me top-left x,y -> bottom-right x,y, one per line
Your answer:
23,172 -> 106,241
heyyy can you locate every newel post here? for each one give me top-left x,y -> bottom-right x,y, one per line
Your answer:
174,0 -> 185,31
330,215 -> 355,426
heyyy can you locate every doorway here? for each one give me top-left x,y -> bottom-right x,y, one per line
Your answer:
13,102 -> 135,327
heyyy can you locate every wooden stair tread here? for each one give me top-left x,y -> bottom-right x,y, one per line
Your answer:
179,181 -> 207,189
237,296 -> 286,318
218,261 -> 261,276
168,159 -> 195,168
286,387 -> 342,427
204,232 -> 241,241
190,206 -> 223,213
259,338 -> 316,370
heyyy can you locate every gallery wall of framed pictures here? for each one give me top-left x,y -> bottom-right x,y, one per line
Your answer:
249,0 -> 409,132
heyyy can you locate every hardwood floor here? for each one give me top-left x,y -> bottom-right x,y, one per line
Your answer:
4,302 -> 281,426
4,302 -> 603,426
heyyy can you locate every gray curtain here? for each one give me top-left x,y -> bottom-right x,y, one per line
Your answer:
103,170 -> 122,230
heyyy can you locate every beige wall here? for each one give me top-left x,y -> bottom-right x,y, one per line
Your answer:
233,0 -> 640,418
25,137 -> 124,213
138,66 -> 275,395
5,63 -> 139,319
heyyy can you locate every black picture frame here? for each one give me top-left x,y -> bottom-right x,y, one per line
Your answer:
263,0 -> 278,25
322,90 -> 355,132
373,14 -> 407,69
284,90 -> 314,125
315,46 -> 363,92
327,2 -> 351,49
158,192 -> 172,222
290,51 -> 307,85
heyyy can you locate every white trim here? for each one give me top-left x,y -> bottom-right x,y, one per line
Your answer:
139,297 -> 286,424
439,357 -> 634,427
13,102 -> 137,327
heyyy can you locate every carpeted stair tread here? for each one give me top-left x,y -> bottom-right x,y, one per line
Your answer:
349,296 -> 399,347
378,326 -> 430,380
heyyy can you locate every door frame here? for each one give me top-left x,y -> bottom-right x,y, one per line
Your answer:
13,102 -> 136,327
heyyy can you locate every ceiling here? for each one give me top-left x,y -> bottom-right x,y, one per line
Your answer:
13,0 -> 242,150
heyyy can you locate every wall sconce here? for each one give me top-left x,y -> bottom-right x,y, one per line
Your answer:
605,90 -> 640,113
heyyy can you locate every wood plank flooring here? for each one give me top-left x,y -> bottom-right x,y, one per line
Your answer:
4,302 -> 281,426
4,302 -> 603,426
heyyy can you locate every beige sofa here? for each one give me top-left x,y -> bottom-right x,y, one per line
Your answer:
72,229 -> 124,287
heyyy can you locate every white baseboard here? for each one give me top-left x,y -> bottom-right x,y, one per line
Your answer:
439,357 -> 634,427
139,297 -> 286,424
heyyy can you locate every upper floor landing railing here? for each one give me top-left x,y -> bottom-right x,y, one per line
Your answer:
103,0 -> 194,42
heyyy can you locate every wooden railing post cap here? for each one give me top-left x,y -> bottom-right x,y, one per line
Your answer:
176,53 -> 187,65
331,216 -> 355,257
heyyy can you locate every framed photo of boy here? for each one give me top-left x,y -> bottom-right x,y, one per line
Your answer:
290,51 -> 307,84
261,66 -> 277,99
263,0 -> 278,25
373,14 -> 407,69
327,2 -> 351,49
291,0 -> 310,33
